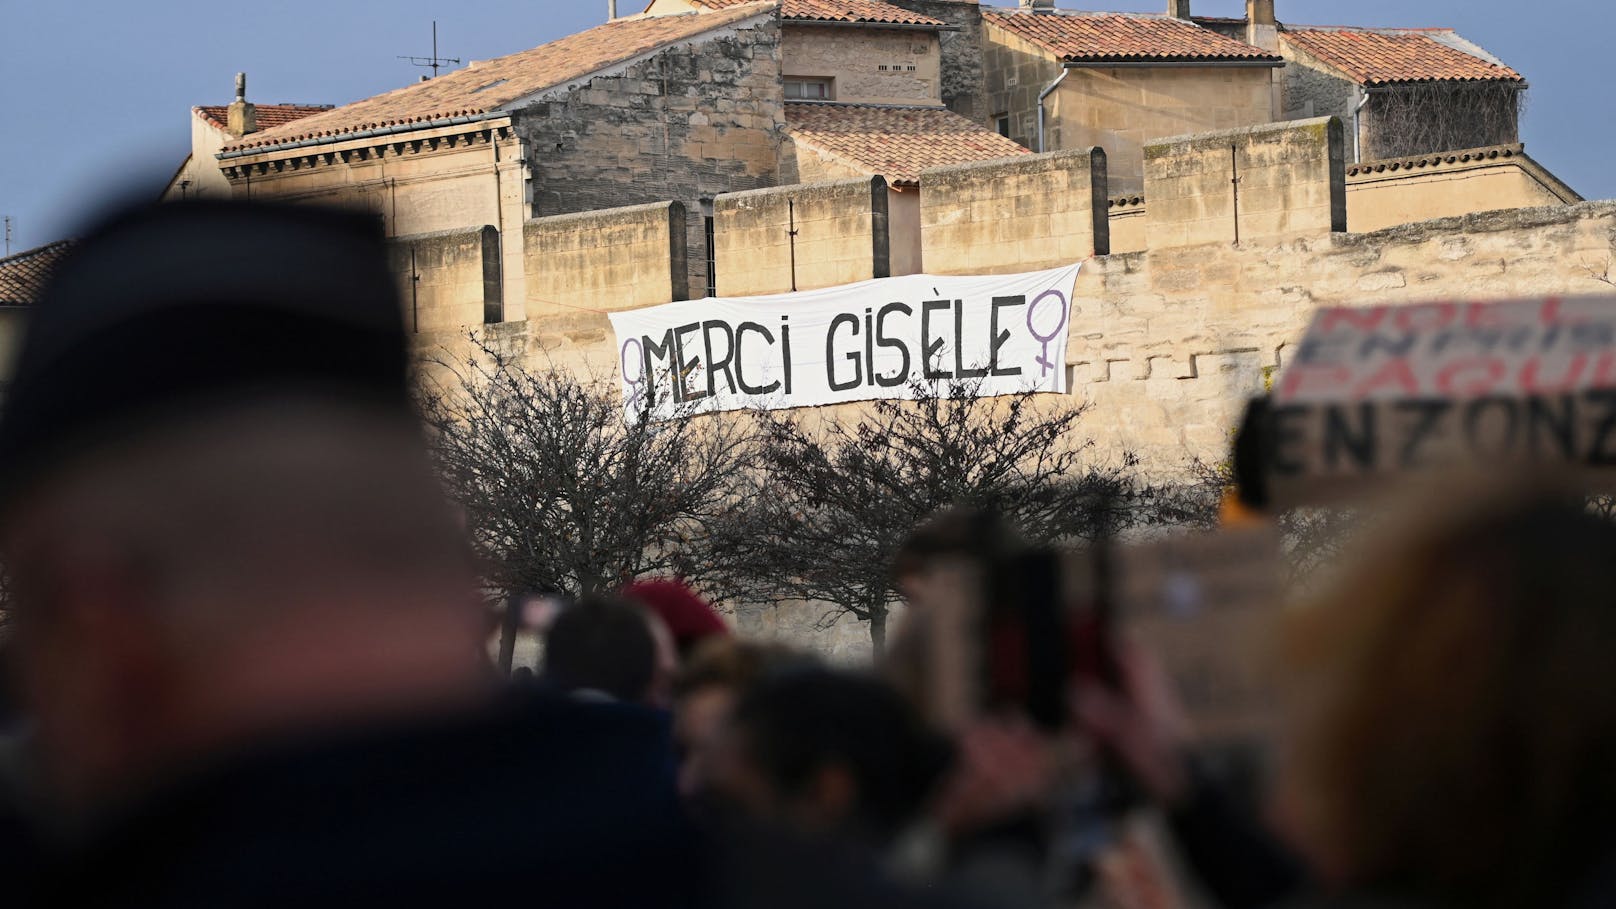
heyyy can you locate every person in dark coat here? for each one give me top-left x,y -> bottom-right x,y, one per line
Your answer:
0,201 -> 701,908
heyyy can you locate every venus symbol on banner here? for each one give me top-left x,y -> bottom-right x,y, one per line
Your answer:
620,337 -> 648,414
1027,289 -> 1070,389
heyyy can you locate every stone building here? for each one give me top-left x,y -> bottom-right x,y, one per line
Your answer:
163,75 -> 330,202
982,3 -> 1282,191
0,240 -> 71,378
203,0 -> 1024,316
0,0 -> 1588,654
1279,25 -> 1526,163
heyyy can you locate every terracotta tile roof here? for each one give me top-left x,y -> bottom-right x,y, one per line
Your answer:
984,9 -> 1280,64
693,0 -> 944,27
1282,27 -> 1523,85
0,240 -> 74,306
786,102 -> 1030,185
196,104 -> 333,134
223,5 -> 773,153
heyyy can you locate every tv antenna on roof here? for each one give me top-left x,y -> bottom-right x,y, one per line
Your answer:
398,21 -> 461,80
3,217 -> 12,257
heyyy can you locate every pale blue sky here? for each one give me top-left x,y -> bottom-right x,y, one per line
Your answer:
0,0 -> 1604,252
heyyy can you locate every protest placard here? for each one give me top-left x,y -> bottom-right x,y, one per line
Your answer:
1254,296 -> 1616,506
1112,527 -> 1283,745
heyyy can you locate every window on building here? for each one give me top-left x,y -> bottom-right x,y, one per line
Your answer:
996,114 -> 1012,138
785,78 -> 834,101
702,201 -> 717,299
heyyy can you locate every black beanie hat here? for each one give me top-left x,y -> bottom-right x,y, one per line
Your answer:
0,200 -> 411,507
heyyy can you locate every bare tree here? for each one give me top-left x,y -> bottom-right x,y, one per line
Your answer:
421,338 -> 755,616
711,378 -> 1149,651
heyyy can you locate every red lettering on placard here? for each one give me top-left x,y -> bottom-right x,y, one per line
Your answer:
1277,365 -> 1352,401
1435,358 -> 1506,397
1393,303 -> 1457,333
1352,358 -> 1421,399
1320,308 -> 1388,333
1594,352 -> 1616,388
1464,302 -> 1511,330
1538,297 -> 1587,328
1519,354 -> 1588,395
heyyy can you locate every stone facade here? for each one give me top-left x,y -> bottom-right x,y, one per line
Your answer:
884,0 -> 990,120
921,147 -> 1109,275
982,22 -> 1276,190
714,176 -> 890,296
783,25 -> 941,105
218,123 -> 530,321
1069,201 -> 1616,472
516,16 -> 787,302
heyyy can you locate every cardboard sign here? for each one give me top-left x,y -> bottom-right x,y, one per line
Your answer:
1259,296 -> 1616,506
908,528 -> 1284,746
1113,527 -> 1283,745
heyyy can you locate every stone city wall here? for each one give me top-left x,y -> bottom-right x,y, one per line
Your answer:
390,225 -> 501,333
921,147 -> 1109,275
523,201 -> 689,320
1144,116 -> 1345,250
714,176 -> 891,296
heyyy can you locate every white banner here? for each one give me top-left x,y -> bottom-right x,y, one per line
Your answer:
608,263 -> 1082,420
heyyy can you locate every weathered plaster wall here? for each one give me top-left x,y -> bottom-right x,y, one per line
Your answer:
884,0 -> 989,120
981,22 -> 1062,150
523,201 -> 688,319
1108,194 -> 1147,254
1143,117 -> 1345,250
714,176 -> 891,296
515,14 -> 786,303
889,186 -> 923,276
1053,65 -> 1276,193
921,147 -> 1109,275
981,21 -> 1275,189
1346,146 -> 1583,234
783,25 -> 941,105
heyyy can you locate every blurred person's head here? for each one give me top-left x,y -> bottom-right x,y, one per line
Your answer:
672,639 -> 814,799
0,202 -> 487,814
1279,489 -> 1616,907
542,596 -> 670,706
621,578 -> 728,661
709,668 -> 950,846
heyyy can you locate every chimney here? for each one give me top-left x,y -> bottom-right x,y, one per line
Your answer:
1246,0 -> 1278,51
226,72 -> 257,137
1167,0 -> 1192,18
607,0 -> 618,19
1019,0 -> 1055,11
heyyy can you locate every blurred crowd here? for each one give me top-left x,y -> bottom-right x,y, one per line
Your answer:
1,201 -> 1615,908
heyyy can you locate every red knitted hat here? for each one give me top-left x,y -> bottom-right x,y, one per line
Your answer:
621,579 -> 729,654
